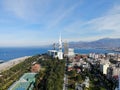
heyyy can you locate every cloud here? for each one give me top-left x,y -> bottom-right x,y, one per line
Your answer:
2,0 -> 82,25
63,4 -> 120,40
85,14 -> 120,32
3,0 -> 30,19
2,0 -> 51,21
47,2 -> 81,29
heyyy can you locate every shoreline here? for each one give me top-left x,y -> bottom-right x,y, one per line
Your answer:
0,56 -> 31,72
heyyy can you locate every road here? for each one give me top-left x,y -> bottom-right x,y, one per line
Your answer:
63,74 -> 68,90
63,59 -> 68,90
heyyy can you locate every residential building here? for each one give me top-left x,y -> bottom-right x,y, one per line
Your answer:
68,48 -> 75,57
100,64 -> 109,74
31,63 -> 41,73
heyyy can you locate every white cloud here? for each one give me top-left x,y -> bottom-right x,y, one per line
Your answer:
3,0 -> 30,19
47,2 -> 81,29
3,0 -> 51,21
2,0 -> 82,26
86,14 -> 120,32
63,4 -> 120,40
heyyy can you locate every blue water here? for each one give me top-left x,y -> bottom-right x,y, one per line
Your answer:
0,47 -> 51,61
0,47 -> 118,61
75,48 -> 118,54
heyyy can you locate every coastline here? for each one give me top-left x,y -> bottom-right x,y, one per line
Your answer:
0,56 -> 31,72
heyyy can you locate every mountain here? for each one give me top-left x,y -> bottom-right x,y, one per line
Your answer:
69,38 -> 120,49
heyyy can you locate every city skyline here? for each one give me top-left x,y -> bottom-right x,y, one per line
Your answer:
0,0 -> 120,47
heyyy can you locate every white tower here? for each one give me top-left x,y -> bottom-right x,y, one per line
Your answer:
59,34 -> 62,51
58,34 -> 63,59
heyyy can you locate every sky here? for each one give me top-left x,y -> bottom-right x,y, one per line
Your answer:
0,0 -> 120,47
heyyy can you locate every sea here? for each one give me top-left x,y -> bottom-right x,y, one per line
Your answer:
0,47 -> 119,61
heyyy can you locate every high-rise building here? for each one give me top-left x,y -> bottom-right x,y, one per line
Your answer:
64,41 -> 69,56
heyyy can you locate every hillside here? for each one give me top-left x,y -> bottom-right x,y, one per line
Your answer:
69,38 -> 120,49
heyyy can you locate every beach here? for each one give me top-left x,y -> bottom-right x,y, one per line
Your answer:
0,56 -> 31,72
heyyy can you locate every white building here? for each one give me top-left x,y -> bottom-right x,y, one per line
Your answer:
112,67 -> 120,77
94,54 -> 99,59
100,64 -> 109,74
89,53 -> 99,59
57,51 -> 63,59
107,53 -> 115,56
48,50 -> 58,58
89,53 -> 95,58
48,34 -> 63,60
117,54 -> 120,61
68,48 -> 75,57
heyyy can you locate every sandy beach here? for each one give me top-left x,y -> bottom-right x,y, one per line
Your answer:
0,56 -> 31,72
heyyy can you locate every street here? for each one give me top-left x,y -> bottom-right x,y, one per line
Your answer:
63,59 -> 68,90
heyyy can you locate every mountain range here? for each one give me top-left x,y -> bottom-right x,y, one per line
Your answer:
69,38 -> 120,49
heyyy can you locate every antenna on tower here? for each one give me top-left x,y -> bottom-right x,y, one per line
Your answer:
59,33 -> 62,50
53,43 -> 56,50
58,33 -> 63,59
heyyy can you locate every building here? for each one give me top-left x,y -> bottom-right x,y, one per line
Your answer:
115,75 -> 120,90
48,50 -> 58,58
48,34 -> 63,60
107,66 -> 120,80
100,64 -> 109,75
112,67 -> 120,77
89,53 -> 95,58
64,41 -> 69,56
31,63 -> 41,73
94,54 -> 99,59
107,67 -> 113,79
117,54 -> 120,61
68,48 -> 75,57
89,53 -> 99,59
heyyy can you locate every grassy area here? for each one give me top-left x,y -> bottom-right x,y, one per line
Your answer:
0,55 -> 39,90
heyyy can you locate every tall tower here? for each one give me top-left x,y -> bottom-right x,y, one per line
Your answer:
64,41 -> 69,56
58,34 -> 63,59
59,34 -> 62,51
